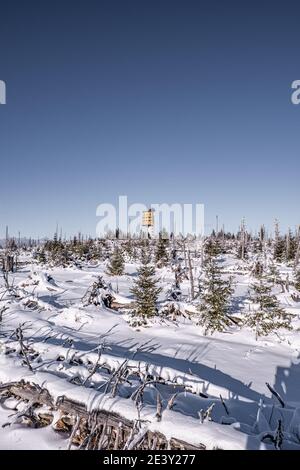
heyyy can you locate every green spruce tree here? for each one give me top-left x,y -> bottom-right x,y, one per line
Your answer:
274,239 -> 285,262
244,280 -> 292,340
273,221 -> 285,262
285,229 -> 296,262
253,260 -> 264,279
36,248 -> 46,264
155,233 -> 169,267
106,246 -> 125,276
123,239 -> 133,259
204,238 -> 222,258
294,270 -> 300,292
197,257 -> 233,335
130,256 -> 162,318
267,262 -> 281,286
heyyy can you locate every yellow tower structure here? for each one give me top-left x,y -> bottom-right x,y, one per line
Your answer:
142,209 -> 154,238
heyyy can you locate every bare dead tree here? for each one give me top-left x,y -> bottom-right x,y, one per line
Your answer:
67,415 -> 80,450
15,324 -> 34,372
266,382 -> 285,408
82,344 -> 104,386
114,422 -> 123,450
261,419 -> 284,450
187,249 -> 195,300
294,227 -> 300,268
199,403 -> 215,423
0,306 -> 8,323
97,420 -> 108,449
155,392 -> 162,422
220,394 -> 229,415
2,400 -> 35,428
167,392 -> 178,410
240,217 -> 246,260
99,358 -> 128,394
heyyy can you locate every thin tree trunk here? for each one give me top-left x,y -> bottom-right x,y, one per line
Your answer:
187,249 -> 195,300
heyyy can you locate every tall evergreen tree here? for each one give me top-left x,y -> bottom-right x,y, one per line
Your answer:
294,270 -> 300,292
197,258 -> 233,335
274,239 -> 285,262
237,218 -> 248,260
285,229 -> 296,262
36,248 -> 46,264
130,257 -> 162,318
204,238 -> 222,259
253,260 -> 264,279
106,246 -> 125,276
273,220 -> 285,261
237,242 -> 248,259
139,239 -> 152,264
267,262 -> 281,286
294,227 -> 300,268
155,233 -> 169,267
123,239 -> 133,259
244,280 -> 292,339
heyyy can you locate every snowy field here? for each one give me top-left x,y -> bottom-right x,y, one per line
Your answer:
1,251 -> 300,450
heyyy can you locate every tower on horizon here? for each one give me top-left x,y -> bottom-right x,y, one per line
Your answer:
142,208 -> 155,239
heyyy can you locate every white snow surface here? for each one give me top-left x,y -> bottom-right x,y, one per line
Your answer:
1,254 -> 300,450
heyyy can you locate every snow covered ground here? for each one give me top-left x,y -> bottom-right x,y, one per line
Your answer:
1,253 -> 300,450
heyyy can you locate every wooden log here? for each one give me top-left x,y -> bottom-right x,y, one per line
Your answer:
0,380 -> 206,450
57,395 -> 133,430
110,301 -> 135,311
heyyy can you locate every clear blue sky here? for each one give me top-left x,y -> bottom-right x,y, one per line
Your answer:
0,0 -> 299,238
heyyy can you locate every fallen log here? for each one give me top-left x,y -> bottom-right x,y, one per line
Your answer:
0,380 -> 206,450
110,301 -> 135,311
